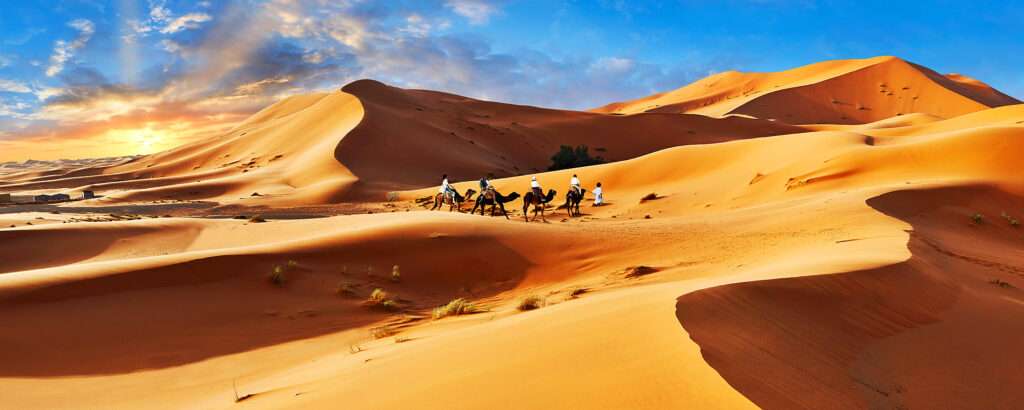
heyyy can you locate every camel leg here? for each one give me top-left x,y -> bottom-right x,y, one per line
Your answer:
499,202 -> 509,220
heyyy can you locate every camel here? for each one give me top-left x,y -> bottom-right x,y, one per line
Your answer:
522,189 -> 557,222
431,188 -> 477,212
471,189 -> 521,219
561,188 -> 587,217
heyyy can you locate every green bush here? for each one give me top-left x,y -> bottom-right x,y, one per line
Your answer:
548,145 -> 605,171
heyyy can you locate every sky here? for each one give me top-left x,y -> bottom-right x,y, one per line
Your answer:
0,0 -> 1022,162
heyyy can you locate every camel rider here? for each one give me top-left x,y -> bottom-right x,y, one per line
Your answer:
440,174 -> 455,200
479,176 -> 494,195
569,174 -> 581,196
530,176 -> 543,198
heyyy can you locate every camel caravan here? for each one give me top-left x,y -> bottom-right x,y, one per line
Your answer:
430,173 -> 602,222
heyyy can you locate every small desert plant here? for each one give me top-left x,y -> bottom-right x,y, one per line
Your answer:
1001,212 -> 1020,228
371,325 -> 396,339
391,265 -> 401,282
366,288 -> 400,311
517,295 -> 545,311
395,336 -> 412,343
569,287 -> 588,298
369,288 -> 387,303
432,298 -> 479,319
381,300 -> 400,312
248,215 -> 267,223
624,265 -> 658,278
989,279 -> 1015,289
287,260 -> 299,269
971,213 -> 984,225
640,193 -> 659,202
349,344 -> 364,354
268,265 -> 287,286
336,281 -> 357,296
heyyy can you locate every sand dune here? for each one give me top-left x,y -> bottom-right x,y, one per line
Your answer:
1,56 -> 1023,409
0,80 -> 801,205
593,56 -> 1020,124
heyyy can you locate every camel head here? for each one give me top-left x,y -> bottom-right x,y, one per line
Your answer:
464,188 -> 477,200
544,189 -> 557,203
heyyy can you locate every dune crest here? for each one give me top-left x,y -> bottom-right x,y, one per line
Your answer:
1,55 -> 1023,409
593,56 -> 1020,124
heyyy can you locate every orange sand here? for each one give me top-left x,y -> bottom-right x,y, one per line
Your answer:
1,56 -> 1022,409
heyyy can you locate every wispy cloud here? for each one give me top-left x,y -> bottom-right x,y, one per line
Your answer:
160,13 -> 213,34
45,19 -> 94,77
0,79 -> 32,93
445,0 -> 500,25
1,0 -> 727,161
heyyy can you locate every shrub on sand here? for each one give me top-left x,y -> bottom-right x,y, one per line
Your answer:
971,213 -> 984,225
432,298 -> 479,319
518,295 -> 545,311
366,288 -> 400,311
371,325 -> 396,339
369,288 -> 388,303
624,265 -> 658,278
336,281 -> 357,296
268,265 -> 286,286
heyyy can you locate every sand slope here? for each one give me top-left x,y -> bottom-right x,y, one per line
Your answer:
593,56 -> 1020,124
0,81 -> 801,205
1,58 -> 1023,409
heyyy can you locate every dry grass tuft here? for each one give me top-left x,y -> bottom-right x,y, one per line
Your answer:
517,295 -> 545,311
371,325 -> 396,339
336,281 -> 358,296
432,298 -> 479,319
624,265 -> 658,278
366,288 -> 401,311
268,265 -> 287,286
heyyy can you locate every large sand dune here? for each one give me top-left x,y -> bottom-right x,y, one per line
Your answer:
593,56 -> 1020,124
0,80 -> 800,205
1,56 -> 1023,409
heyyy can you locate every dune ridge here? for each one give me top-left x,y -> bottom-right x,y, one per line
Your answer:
1,56 -> 1023,409
593,56 -> 1020,124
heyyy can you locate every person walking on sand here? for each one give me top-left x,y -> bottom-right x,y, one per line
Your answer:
593,182 -> 604,206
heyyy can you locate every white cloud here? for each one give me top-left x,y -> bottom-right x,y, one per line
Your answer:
0,54 -> 12,68
0,79 -> 31,93
45,19 -> 95,77
150,0 -> 172,23
590,57 -> 635,75
160,39 -> 183,54
445,0 -> 499,25
160,13 -> 213,34
33,87 -> 66,101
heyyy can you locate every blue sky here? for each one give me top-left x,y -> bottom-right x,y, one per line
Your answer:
0,0 -> 1021,160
